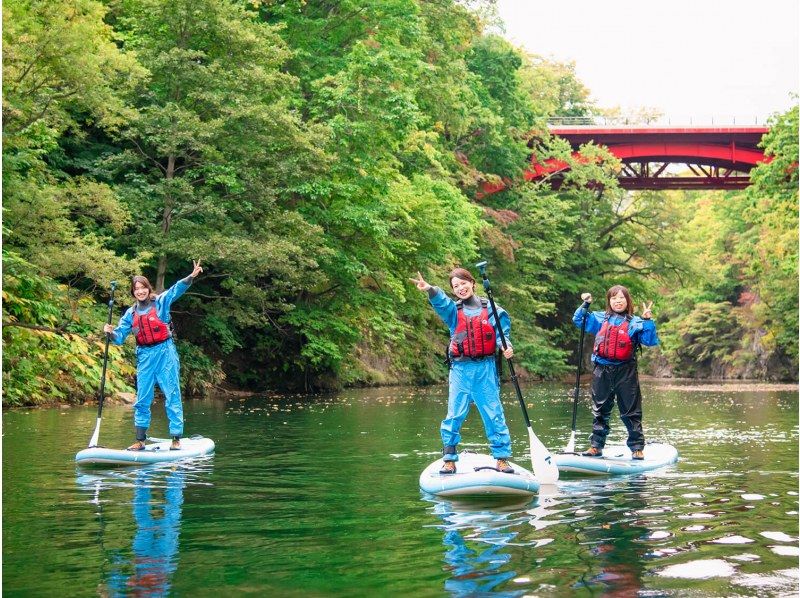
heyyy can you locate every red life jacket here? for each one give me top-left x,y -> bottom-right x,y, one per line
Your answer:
449,300 -> 497,360
133,306 -> 171,346
593,314 -> 635,361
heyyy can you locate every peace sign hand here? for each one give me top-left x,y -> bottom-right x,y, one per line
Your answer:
641,301 -> 654,319
190,259 -> 203,278
409,271 -> 431,292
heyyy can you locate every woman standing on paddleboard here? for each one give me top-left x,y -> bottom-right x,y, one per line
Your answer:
573,286 -> 658,460
411,267 -> 515,475
103,260 -> 203,451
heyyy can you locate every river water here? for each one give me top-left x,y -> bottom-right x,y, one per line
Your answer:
3,381 -> 798,596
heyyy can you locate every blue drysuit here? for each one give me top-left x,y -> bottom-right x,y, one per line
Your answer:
110,278 -> 191,438
430,288 -> 513,461
573,306 -> 659,450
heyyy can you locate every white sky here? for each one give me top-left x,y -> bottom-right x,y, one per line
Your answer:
496,0 -> 799,122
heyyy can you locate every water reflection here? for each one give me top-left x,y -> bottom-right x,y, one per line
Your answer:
423,480 -> 664,597
425,495 -> 538,597
76,462 -> 212,596
575,479 -> 650,597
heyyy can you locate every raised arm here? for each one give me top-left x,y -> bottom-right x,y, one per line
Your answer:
159,259 -> 203,310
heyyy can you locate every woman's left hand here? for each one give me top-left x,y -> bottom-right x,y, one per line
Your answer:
190,259 -> 203,278
641,301 -> 654,319
503,346 -> 514,359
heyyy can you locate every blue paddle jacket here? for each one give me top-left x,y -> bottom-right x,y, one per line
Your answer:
573,305 -> 659,366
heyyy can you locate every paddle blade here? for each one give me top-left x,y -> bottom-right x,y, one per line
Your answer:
564,430 -> 576,454
88,418 -> 101,448
527,426 -> 559,483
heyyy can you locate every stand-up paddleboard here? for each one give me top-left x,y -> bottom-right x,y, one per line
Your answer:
553,442 -> 678,475
419,452 -> 540,497
76,436 -> 215,466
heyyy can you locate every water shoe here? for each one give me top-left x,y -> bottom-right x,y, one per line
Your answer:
439,461 -> 456,474
496,459 -> 514,474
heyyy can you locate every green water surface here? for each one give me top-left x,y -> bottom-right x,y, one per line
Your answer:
3,381 -> 798,596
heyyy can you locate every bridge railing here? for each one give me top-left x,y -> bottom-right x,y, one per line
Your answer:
547,115 -> 769,127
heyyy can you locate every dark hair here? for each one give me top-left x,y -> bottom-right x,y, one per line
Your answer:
605,285 -> 633,316
448,267 -> 475,288
131,275 -> 157,301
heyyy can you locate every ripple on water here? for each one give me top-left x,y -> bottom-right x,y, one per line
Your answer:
729,554 -> 761,562
760,531 -> 798,542
733,568 -> 800,592
710,535 -> 755,544
657,559 -> 737,579
769,545 -> 800,557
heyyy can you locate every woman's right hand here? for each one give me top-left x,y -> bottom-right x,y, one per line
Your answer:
409,271 -> 431,292
103,324 -> 114,335
581,292 -> 593,304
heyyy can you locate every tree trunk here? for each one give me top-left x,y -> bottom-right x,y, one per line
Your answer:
156,154 -> 176,292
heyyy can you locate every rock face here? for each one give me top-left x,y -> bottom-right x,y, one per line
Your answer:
110,392 -> 136,405
119,392 -> 136,404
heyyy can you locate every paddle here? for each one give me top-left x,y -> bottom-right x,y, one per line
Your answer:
476,261 -> 559,483
564,301 -> 589,454
88,281 -> 117,448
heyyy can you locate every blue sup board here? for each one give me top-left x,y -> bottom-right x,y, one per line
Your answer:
419,452 -> 540,497
75,436 -> 215,466
553,442 -> 678,475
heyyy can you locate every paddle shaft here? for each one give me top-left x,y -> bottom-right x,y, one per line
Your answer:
476,273 -> 530,427
570,302 -> 590,433
96,283 -> 117,419
89,282 -> 116,447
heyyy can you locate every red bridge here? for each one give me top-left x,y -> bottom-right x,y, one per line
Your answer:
544,125 -> 770,190
479,123 -> 771,195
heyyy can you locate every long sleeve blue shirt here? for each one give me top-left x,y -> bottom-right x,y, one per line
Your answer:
429,287 -> 511,350
573,304 -> 659,365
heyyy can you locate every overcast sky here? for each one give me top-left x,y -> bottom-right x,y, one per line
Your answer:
495,0 -> 799,122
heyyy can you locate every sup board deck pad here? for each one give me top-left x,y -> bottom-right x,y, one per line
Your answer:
75,436 -> 215,466
419,451 -> 540,497
553,442 -> 678,475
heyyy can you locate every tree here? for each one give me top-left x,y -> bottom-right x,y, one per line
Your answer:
739,105 -> 799,365
3,0 -> 145,288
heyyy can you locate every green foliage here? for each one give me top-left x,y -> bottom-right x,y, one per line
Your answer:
2,0 -> 144,137
3,0 -> 146,288
649,105 -> 798,379
175,340 -> 225,397
4,0 -> 795,405
740,106 -> 799,363
658,301 -> 743,378
2,251 -> 135,406
520,56 -> 593,118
